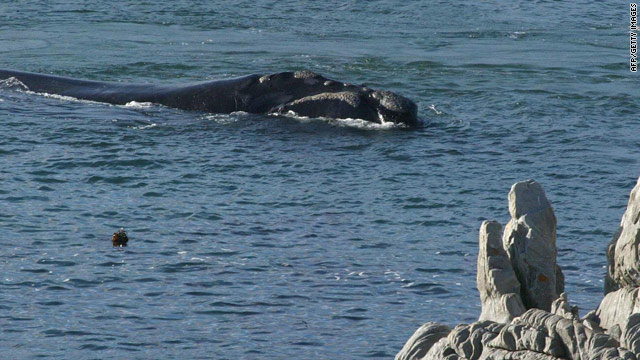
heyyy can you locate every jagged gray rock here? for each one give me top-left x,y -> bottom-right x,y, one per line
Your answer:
582,310 -> 605,333
551,293 -> 579,320
402,310 -> 635,360
486,310 -> 567,358
395,322 -> 452,360
425,337 -> 459,359
596,287 -> 640,337
606,178 -> 640,293
396,178 -> 640,360
623,314 -> 640,355
477,220 -> 526,323
606,233 -> 621,294
448,321 -> 504,360
480,348 -> 564,359
502,180 -> 564,311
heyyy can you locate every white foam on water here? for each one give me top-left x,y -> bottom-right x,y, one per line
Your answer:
132,123 -> 157,130
0,77 -> 29,91
272,110 -> 404,130
1,78 -> 131,108
429,104 -> 443,115
202,114 -> 238,124
25,87 -> 101,105
123,101 -> 155,109
203,111 -> 251,124
37,92 -> 87,103
509,31 -> 527,39
230,111 -> 250,116
332,117 -> 402,130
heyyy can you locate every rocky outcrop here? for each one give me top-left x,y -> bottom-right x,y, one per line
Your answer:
623,314 -> 640,354
606,178 -> 640,293
407,309 -> 634,360
596,288 -> 640,339
551,293 -> 579,320
502,180 -> 564,311
477,220 -> 525,323
396,323 -> 452,360
597,178 -> 640,341
396,178 -> 640,360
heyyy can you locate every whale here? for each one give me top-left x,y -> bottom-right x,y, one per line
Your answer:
0,69 -> 419,126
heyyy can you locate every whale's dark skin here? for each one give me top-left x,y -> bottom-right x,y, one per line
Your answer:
0,69 -> 419,126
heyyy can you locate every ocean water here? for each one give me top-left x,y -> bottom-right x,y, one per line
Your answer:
0,1 -> 637,358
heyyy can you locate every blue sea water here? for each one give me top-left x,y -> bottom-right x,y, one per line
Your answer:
0,1 -> 637,358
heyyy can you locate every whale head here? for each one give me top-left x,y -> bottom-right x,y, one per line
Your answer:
368,89 -> 419,127
244,71 -> 419,127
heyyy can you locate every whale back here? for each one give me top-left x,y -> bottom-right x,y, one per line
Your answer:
0,69 -> 419,126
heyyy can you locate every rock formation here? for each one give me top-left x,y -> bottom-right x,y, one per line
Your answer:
606,178 -> 640,293
476,220 -> 525,323
502,180 -> 564,311
396,323 -> 452,360
396,178 -> 640,360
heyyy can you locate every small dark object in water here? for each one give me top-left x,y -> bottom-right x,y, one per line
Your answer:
112,228 -> 129,247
